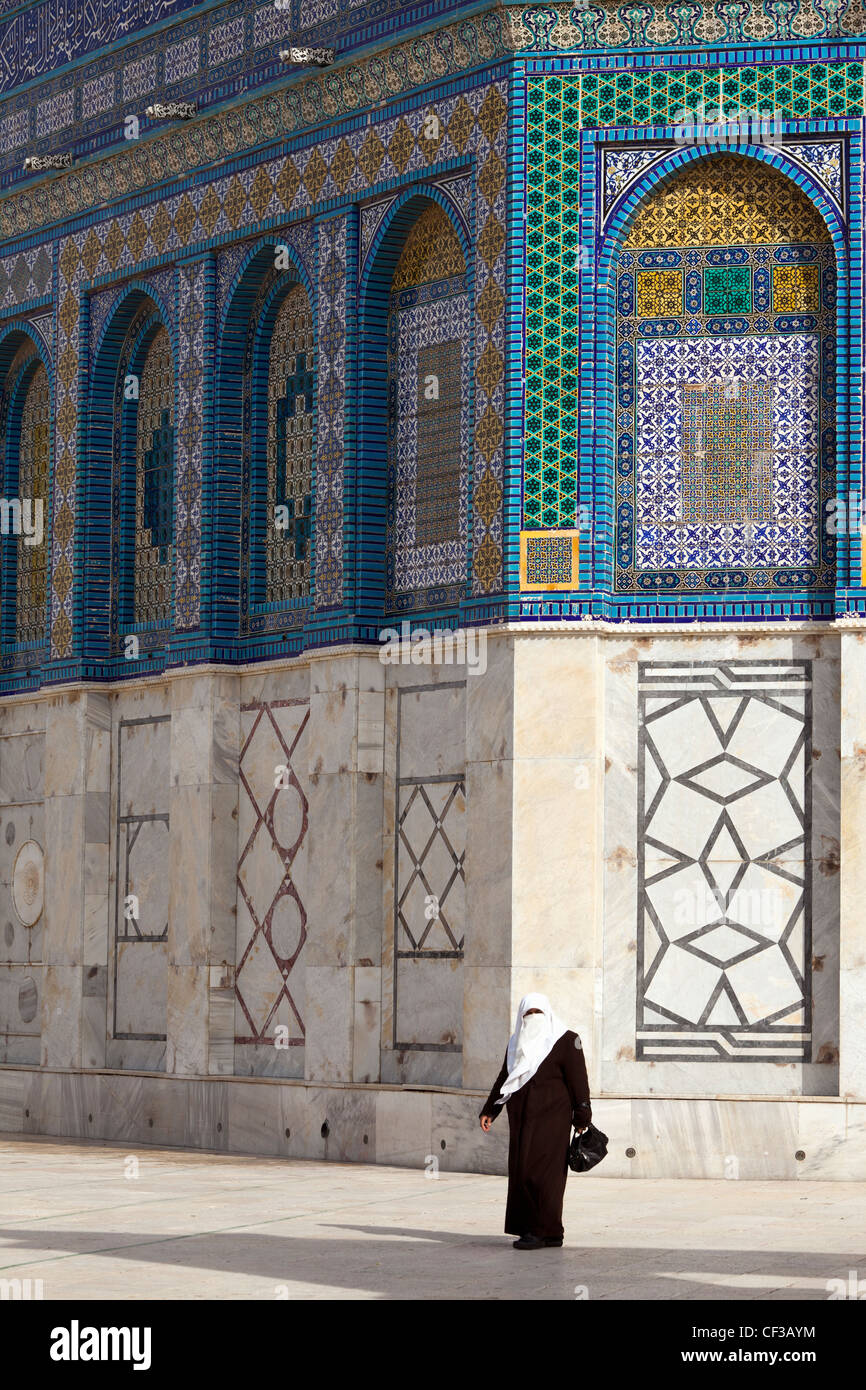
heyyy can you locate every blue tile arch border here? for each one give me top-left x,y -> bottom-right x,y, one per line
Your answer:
504,63 -> 528,603
0,61 -> 512,693
213,229 -> 317,644
515,50 -> 865,625
591,136 -> 857,619
6,39 -> 866,686
78,279 -> 179,671
0,318 -> 54,676
354,181 -> 476,627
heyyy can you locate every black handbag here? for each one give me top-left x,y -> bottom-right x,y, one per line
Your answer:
568,1122 -> 608,1173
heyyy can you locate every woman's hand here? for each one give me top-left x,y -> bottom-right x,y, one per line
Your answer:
480,1114 -> 493,1131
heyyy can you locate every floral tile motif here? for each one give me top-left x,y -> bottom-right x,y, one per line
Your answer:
630,333 -> 826,578
785,140 -> 844,204
314,215 -> 347,610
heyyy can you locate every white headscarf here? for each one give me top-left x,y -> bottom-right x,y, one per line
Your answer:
497,992 -> 569,1106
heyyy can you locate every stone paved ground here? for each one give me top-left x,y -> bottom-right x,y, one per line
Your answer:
0,1134 -> 863,1300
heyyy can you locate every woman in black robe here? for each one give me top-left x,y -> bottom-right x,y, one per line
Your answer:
480,992 -> 591,1250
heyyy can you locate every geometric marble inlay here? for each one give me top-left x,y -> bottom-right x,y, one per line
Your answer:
637,660 -> 812,1061
236,699 -> 309,1048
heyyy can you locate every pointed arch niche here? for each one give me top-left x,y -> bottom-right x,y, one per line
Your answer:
84,289 -> 176,661
0,330 -> 51,656
215,242 -> 315,642
359,194 -> 472,618
611,153 -> 837,603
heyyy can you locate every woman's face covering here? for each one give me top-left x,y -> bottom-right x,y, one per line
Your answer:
521,1012 -> 547,1041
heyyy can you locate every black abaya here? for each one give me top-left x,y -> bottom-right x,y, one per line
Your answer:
480,1031 -> 591,1239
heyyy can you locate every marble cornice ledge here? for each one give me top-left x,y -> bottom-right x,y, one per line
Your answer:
0,644 -> 402,703
0,622 -> 862,704
0,1063 -> 857,1103
502,617 -> 858,636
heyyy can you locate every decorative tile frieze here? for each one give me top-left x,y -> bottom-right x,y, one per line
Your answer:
507,0 -> 866,51
0,11 -> 512,239
314,214 -> 347,610
0,245 -> 52,313
42,72 -> 507,654
174,259 -> 205,630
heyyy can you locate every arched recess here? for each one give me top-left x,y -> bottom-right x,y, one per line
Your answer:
358,190 -> 472,620
83,287 -> 176,661
0,327 -> 53,655
215,239 -> 315,641
597,149 -> 841,609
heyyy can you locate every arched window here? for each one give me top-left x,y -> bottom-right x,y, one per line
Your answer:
12,362 -> 49,646
0,343 -> 49,651
262,282 -> 314,605
385,201 -> 470,613
83,292 -> 175,660
129,325 -> 173,628
613,154 -> 835,599
216,249 -> 316,640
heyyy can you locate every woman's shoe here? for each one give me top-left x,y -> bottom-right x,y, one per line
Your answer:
512,1233 -> 563,1250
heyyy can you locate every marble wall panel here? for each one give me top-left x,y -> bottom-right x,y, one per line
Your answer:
0,730 -> 46,1061
353,964 -> 380,1084
603,632 -> 840,1098
432,1091 -> 508,1175
0,804 -> 44,958
0,1065 -> 26,1130
305,1085 -> 378,1163
508,635 -> 603,1071
226,1078 -> 283,1156
37,694 -> 113,1068
40,964 -> 83,1066
302,652 -> 388,1085
108,710 -> 170,1067
115,940 -> 168,1038
0,732 -> 43,803
374,1087 -> 432,1168
235,694 -> 309,1078
383,672 -> 466,1083
796,1098 -> 866,1178
839,628 -> 866,1100
2,1060 -> 866,1177
304,964 -> 352,1083
118,717 -> 171,817
0,964 -> 41,1063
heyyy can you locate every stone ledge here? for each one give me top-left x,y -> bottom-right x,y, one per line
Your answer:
1,1067 -> 863,1178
